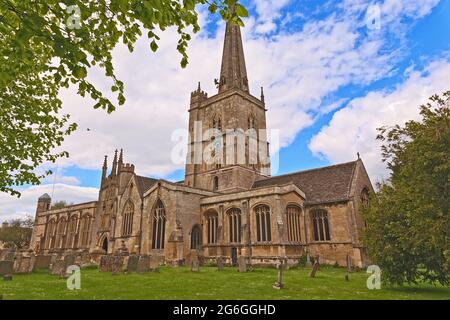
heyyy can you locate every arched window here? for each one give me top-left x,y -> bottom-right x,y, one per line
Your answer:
80,215 -> 92,247
191,225 -> 202,249
361,188 -> 370,209
213,116 -> 222,131
255,205 -> 272,242
67,216 -> 78,249
206,212 -> 218,244
312,209 -> 330,242
56,218 -> 67,249
122,201 -> 134,237
45,219 -> 56,249
213,176 -> 219,191
152,200 -> 166,250
286,205 -> 302,243
248,115 -> 256,129
227,208 -> 242,243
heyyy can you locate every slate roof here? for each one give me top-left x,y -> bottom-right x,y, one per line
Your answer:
135,176 -> 158,196
252,161 -> 358,205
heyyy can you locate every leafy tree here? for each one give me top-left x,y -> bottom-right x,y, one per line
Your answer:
0,0 -> 248,197
50,200 -> 73,210
0,217 -> 34,249
362,91 -> 450,286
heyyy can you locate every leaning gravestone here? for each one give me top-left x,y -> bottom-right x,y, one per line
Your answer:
149,256 -> 160,272
310,260 -> 320,278
217,257 -> 225,271
0,261 -> 14,277
238,256 -> 247,273
137,255 -> 150,274
127,255 -> 140,273
111,256 -> 124,275
34,255 -> 52,270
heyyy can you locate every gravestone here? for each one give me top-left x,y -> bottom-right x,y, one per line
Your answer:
238,256 -> 247,273
99,256 -> 112,272
310,260 -> 320,278
111,256 -> 124,275
217,257 -> 225,271
34,255 -> 52,270
149,256 -> 160,272
50,260 -> 66,277
137,255 -> 150,274
64,254 -> 76,268
0,261 -> 13,276
127,255 -> 140,273
16,256 -> 33,274
2,251 -> 15,262
3,274 -> 13,281
191,256 -> 199,272
273,259 -> 285,290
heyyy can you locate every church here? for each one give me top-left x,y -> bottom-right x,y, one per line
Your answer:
30,18 -> 373,268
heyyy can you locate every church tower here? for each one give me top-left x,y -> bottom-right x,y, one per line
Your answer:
185,16 -> 270,193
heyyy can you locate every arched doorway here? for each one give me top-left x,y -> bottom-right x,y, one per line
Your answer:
102,237 -> 108,252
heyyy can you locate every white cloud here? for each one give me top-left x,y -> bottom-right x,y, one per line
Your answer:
253,0 -> 291,34
309,59 -> 450,183
0,184 -> 99,223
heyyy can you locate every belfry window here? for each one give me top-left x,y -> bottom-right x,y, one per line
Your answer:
312,209 -> 330,242
152,200 -> 166,250
286,206 -> 302,243
255,205 -> 272,242
213,176 -> 219,191
227,208 -> 242,243
122,201 -> 134,237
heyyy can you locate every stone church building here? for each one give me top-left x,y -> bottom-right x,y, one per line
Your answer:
30,19 -> 373,267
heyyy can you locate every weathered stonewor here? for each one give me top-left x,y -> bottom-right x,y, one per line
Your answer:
50,260 -> 67,277
16,256 -> 34,274
127,254 -> 138,272
99,255 -> 112,272
34,255 -> 52,270
0,261 -> 14,277
111,256 -> 124,275
149,255 -> 160,272
137,255 -> 150,274
1,250 -> 15,262
238,255 -> 247,273
217,257 -> 225,271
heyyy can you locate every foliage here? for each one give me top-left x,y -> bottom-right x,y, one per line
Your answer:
362,91 -> 450,286
0,0 -> 248,197
0,217 -> 34,249
50,200 -> 73,210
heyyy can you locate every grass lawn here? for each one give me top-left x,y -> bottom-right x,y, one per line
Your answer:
0,266 -> 449,300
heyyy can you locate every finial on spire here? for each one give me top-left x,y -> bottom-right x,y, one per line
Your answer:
198,82 -> 201,91
261,87 -> 265,103
357,152 -> 361,160
102,155 -> 108,180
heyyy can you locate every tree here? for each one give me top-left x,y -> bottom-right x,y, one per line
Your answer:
0,0 -> 248,197
50,200 -> 73,210
362,91 -> 450,286
0,217 -> 34,249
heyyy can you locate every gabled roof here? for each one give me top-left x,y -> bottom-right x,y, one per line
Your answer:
252,161 -> 358,205
135,175 -> 158,196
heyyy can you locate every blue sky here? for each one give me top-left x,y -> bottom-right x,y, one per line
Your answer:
1,0 -> 450,220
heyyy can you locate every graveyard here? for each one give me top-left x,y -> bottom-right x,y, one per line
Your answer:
1,265 -> 449,300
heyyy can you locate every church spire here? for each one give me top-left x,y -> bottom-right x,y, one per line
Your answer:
218,7 -> 249,94
101,155 -> 108,180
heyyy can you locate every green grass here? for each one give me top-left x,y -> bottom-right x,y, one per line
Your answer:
1,266 -> 449,300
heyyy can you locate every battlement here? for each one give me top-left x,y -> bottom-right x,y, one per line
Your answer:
190,82 -> 208,105
120,163 -> 135,173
